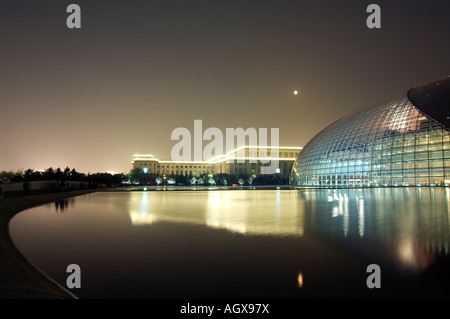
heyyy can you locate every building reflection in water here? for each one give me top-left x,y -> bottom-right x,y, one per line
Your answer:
127,188 -> 450,272
300,187 -> 450,272
127,190 -> 305,237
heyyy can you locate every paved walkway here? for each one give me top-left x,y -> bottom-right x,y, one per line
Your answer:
0,189 -> 97,299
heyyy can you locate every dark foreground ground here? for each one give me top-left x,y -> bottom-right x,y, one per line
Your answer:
0,189 -> 96,299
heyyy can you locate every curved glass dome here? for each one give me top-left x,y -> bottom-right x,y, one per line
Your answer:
291,76 -> 450,187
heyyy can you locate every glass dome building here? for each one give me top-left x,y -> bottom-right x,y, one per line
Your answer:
291,76 -> 450,187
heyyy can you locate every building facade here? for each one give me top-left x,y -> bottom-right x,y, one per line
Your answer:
291,76 -> 450,187
132,146 -> 302,178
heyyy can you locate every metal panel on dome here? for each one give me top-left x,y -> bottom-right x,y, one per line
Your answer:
407,76 -> 450,130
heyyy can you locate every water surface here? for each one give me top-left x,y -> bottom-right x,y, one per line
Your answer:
10,188 -> 450,298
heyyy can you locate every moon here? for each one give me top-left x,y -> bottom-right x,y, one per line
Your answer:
293,90 -> 298,95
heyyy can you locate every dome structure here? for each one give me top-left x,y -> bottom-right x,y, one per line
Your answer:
291,76 -> 450,187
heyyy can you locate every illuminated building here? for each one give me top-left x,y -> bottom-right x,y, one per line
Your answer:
132,146 -> 302,177
291,76 -> 450,186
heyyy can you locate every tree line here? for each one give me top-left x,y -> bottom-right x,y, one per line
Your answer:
128,168 -> 290,186
0,167 -> 290,187
0,167 -> 125,187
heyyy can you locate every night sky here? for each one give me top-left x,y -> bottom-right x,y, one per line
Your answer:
1,0 -> 449,174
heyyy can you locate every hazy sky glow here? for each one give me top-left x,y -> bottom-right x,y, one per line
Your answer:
1,0 -> 449,173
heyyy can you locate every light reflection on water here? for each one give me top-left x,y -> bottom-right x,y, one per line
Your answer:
9,187 -> 450,298
128,190 -> 305,237
127,188 -> 450,252
126,188 -> 450,272
299,187 -> 450,272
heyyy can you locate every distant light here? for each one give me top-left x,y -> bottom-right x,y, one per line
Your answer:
297,272 -> 304,288
293,90 -> 298,95
106,171 -> 116,175
276,168 -> 281,173
143,168 -> 148,173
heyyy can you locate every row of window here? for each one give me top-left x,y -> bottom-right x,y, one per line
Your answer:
313,178 -> 446,186
238,152 -> 298,158
138,160 -> 296,168
305,169 -> 450,179
305,137 -> 449,156
157,170 -> 212,176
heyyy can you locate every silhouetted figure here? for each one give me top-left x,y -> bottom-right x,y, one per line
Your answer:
58,181 -> 65,192
23,181 -> 29,195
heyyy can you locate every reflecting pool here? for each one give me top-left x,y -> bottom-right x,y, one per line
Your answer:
10,188 -> 450,298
